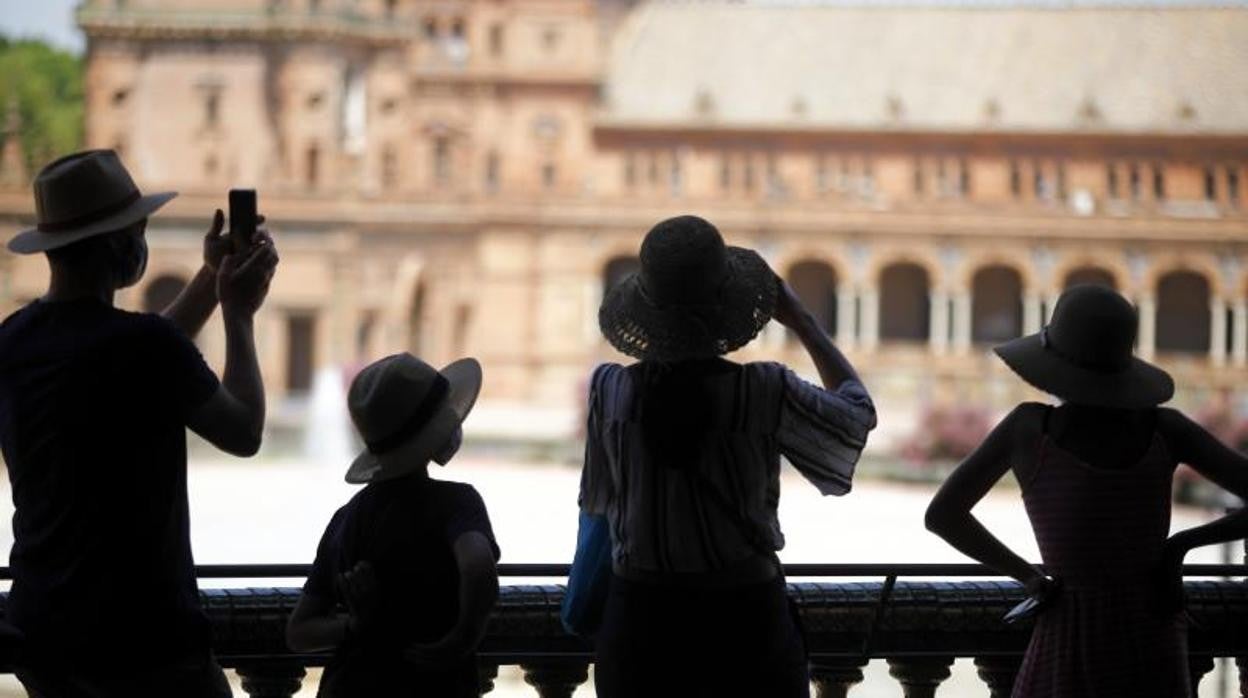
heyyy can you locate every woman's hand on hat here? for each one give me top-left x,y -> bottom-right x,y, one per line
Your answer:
217,229 -> 279,317
773,276 -> 811,330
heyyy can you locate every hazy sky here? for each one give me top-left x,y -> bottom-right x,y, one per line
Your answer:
3,0 -> 1247,57
0,0 -> 84,54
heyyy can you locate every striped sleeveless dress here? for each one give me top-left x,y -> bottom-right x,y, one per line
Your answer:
1013,426 -> 1190,697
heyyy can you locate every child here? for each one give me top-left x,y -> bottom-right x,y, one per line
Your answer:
925,284 -> 1248,697
287,353 -> 500,697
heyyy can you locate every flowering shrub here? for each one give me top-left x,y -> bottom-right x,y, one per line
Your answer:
901,404 -> 993,465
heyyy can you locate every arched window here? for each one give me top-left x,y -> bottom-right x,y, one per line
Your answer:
879,262 -> 930,343
972,266 -> 1023,344
143,275 -> 188,313
602,256 -> 640,296
1064,266 -> 1117,290
408,283 -> 427,356
1156,271 -> 1210,354
787,261 -> 838,337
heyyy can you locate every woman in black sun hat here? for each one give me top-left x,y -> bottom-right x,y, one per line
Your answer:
926,284 -> 1248,697
581,215 -> 878,697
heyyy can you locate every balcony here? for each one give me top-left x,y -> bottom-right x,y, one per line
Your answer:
2,563 -> 1243,697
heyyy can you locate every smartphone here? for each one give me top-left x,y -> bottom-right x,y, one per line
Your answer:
228,188 -> 257,254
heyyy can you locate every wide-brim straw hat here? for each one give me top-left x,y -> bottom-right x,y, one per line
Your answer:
9,149 -> 177,254
994,284 -> 1174,409
345,354 -> 482,484
599,215 -> 777,361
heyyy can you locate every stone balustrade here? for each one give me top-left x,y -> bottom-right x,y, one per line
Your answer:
2,564 -> 1246,696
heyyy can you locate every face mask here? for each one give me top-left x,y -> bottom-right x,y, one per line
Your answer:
111,222 -> 148,290
433,426 -> 463,466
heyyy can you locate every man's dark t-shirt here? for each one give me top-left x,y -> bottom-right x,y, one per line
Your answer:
0,299 -> 219,670
305,477 -> 500,698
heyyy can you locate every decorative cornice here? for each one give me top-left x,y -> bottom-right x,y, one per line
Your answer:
77,7 -> 409,47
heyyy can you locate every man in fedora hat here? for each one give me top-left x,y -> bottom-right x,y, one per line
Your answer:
286,353 -> 500,698
0,149 -> 279,695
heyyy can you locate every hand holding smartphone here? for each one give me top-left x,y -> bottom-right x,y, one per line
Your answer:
228,188 -> 258,254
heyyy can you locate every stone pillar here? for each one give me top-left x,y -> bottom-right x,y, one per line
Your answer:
809,659 -> 869,698
836,283 -> 858,350
1137,294 -> 1157,360
974,656 -> 1022,698
236,664 -> 306,698
952,291 -> 972,354
1023,292 -> 1043,335
929,290 -> 949,355
521,661 -> 591,698
478,663 -> 500,695
1233,300 -> 1248,367
1046,293 -> 1061,323
1190,654 -> 1216,697
1211,297 -> 1228,365
887,657 -> 954,698
860,288 -> 880,350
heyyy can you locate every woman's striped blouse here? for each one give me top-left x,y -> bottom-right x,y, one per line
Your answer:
578,361 -> 877,575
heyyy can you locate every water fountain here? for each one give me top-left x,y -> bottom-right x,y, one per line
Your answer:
302,365 -> 356,469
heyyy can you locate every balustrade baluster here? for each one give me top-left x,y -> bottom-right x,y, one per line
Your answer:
521,660 -> 590,698
809,658 -> 868,698
1189,654 -> 1215,696
235,663 -> 306,698
887,657 -> 954,698
973,656 -> 1021,698
478,662 -> 500,695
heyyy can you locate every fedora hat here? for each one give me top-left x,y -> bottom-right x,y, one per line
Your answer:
8,149 -> 177,255
345,354 -> 482,484
599,215 -> 777,361
994,284 -> 1174,409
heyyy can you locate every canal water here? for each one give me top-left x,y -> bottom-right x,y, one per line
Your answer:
0,454 -> 1235,696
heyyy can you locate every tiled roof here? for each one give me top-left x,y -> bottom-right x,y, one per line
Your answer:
601,2 -> 1248,133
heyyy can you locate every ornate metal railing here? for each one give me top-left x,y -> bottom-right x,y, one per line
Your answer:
2,563 -> 1247,697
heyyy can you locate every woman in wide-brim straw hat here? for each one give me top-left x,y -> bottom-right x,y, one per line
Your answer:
579,215 -> 877,697
926,284 -> 1248,698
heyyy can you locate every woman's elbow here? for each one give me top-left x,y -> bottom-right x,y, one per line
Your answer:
924,503 -> 953,536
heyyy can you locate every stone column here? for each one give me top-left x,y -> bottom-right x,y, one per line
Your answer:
1189,655 -> 1216,697
1211,297 -> 1228,365
236,664 -> 306,698
1233,299 -> 1248,367
836,283 -> 858,350
521,661 -> 591,698
1023,292 -> 1043,335
929,290 -> 950,355
810,658 -> 869,698
860,287 -> 880,350
1046,293 -> 1061,323
887,657 -> 955,698
952,291 -> 972,354
478,663 -> 500,695
974,656 -> 1022,698
1137,294 -> 1157,360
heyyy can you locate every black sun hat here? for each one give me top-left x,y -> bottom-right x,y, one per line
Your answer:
598,215 -> 777,361
9,149 -> 177,255
345,353 -> 482,484
994,284 -> 1174,409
